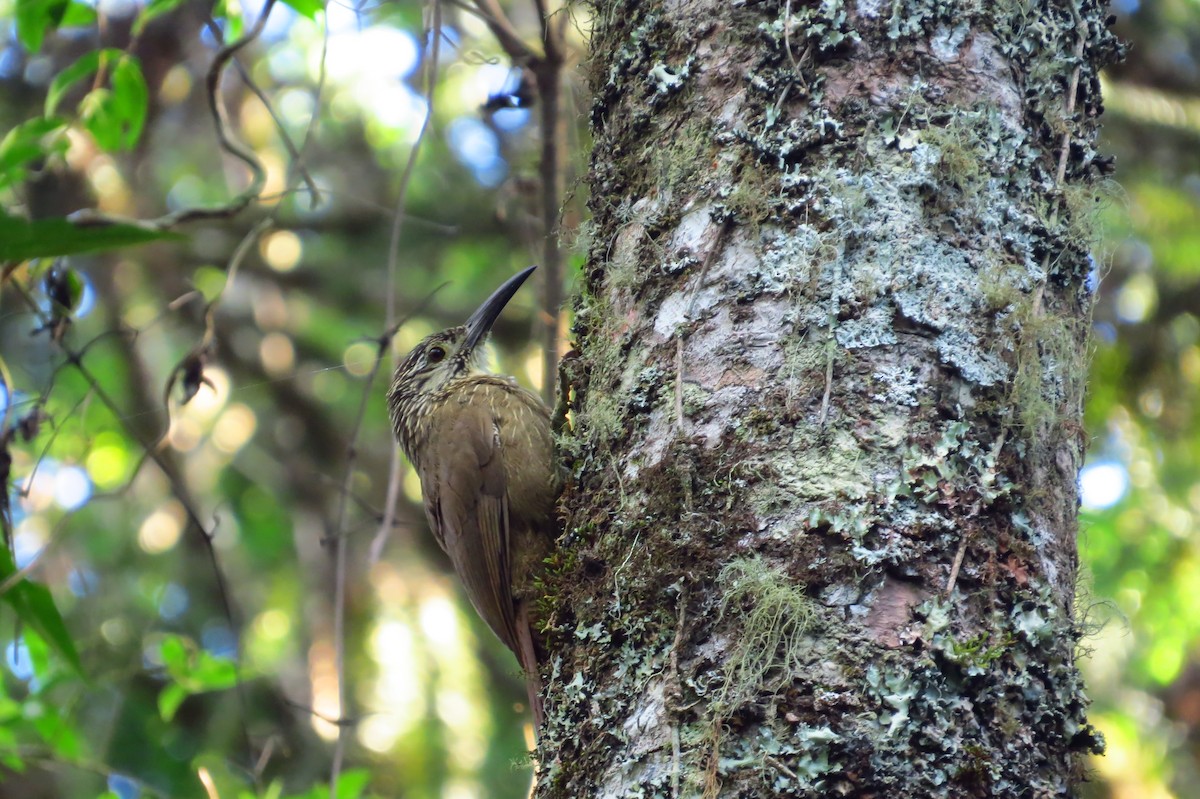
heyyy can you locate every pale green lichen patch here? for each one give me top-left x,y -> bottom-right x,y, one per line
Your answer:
715,556 -> 818,710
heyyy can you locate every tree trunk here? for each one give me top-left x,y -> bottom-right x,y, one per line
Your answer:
541,1 -> 1121,796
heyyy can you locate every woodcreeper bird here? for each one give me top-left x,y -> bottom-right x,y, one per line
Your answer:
387,265 -> 557,730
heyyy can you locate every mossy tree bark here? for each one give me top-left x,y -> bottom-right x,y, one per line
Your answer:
542,1 -> 1120,796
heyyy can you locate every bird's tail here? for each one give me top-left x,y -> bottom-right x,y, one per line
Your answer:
515,600 -> 545,733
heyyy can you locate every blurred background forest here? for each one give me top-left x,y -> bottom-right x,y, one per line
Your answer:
0,1 -> 1196,797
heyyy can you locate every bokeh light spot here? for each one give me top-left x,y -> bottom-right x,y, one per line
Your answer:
101,618 -> 130,646
213,403 -> 258,455
343,341 -> 376,377
260,230 -> 303,272
139,501 -> 186,554
168,417 -> 203,452
419,595 -> 459,648
87,438 -> 132,490
54,465 -> 92,510
6,639 -> 33,682
260,332 -> 296,377
255,609 -> 291,642
106,773 -> 140,799
1080,461 -> 1129,511
158,583 -> 189,621
159,64 -> 192,105
1116,273 -> 1157,324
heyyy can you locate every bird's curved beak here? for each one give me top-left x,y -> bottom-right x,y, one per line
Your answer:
463,265 -> 537,353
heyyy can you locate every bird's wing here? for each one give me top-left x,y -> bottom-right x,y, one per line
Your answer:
430,395 -> 519,654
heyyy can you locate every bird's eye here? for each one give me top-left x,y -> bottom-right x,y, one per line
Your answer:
427,346 -> 446,364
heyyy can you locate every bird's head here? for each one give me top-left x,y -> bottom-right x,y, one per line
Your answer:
388,266 -> 536,450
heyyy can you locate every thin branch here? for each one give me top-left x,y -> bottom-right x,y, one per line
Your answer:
1055,10 -> 1088,190
15,749 -> 171,799
819,252 -> 842,426
327,330 -> 391,797
532,1 -> 572,402
533,0 -> 553,54
367,446 -> 404,565
292,4 -> 331,210
367,0 -> 442,589
202,16 -> 321,206
944,533 -> 969,598
385,1 -> 443,331
1032,13 -> 1089,314
471,0 -> 538,63
532,37 -> 567,405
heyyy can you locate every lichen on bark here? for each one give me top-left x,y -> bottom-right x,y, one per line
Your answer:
541,1 -> 1121,796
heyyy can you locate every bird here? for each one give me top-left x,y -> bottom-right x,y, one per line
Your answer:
387,265 -> 557,731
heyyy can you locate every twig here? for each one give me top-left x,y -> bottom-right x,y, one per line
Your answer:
292,4 -> 330,210
385,1 -> 442,330
472,0 -> 563,402
202,16 -> 321,206
471,0 -> 538,63
819,253 -> 842,426
944,534 -> 969,598
765,755 -> 799,781
612,529 -> 640,616
674,338 -> 685,430
15,748 -> 171,799
367,447 -> 404,565
533,34 -> 566,406
327,331 -> 391,798
1033,12 -> 1089,315
668,582 -> 688,799
369,0 -> 442,573
1055,16 -> 1088,190
327,280 -> 448,794
946,430 -> 1008,596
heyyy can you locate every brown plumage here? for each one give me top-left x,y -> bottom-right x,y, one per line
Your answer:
387,266 -> 557,730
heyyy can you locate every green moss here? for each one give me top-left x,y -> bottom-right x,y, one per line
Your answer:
1058,177 -> 1120,253
652,117 -> 714,199
715,556 -> 817,710
715,168 -> 775,236
921,112 -> 990,202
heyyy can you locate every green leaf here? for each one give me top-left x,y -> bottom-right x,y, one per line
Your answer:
45,51 -> 148,151
0,547 -> 83,676
59,0 -> 96,26
0,117 -> 67,190
15,0 -> 70,52
335,769 -> 371,799
212,0 -> 245,39
32,710 -> 82,758
159,634 -> 190,676
81,56 -> 149,151
157,682 -> 188,722
133,0 -> 190,35
280,0 -> 323,19
188,649 -> 238,690
46,49 -> 112,117
159,633 -> 239,697
0,210 -> 183,262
